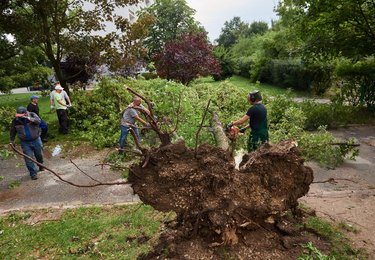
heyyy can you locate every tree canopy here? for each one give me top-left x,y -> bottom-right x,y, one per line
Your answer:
140,0 -> 203,57
277,0 -> 375,59
153,32 -> 220,85
0,44 -> 52,93
0,0 -> 153,92
216,17 -> 269,48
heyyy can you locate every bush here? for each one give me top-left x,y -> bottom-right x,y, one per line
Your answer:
308,63 -> 334,96
268,94 -> 371,130
259,59 -> 314,91
140,72 -> 158,80
335,57 -> 375,108
0,106 -> 14,132
212,46 -> 235,81
234,56 -> 253,78
270,106 -> 359,168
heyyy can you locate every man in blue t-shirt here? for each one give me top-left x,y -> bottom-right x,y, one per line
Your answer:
228,90 -> 269,152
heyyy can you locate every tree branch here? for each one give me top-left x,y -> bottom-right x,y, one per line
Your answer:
70,158 -> 100,183
312,178 -> 359,184
195,99 -> 211,157
125,86 -> 171,146
168,91 -> 183,134
9,143 -> 129,188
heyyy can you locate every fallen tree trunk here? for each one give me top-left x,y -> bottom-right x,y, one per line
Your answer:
211,112 -> 231,151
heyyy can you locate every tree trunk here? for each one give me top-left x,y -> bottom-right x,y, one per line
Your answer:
211,112 -> 231,151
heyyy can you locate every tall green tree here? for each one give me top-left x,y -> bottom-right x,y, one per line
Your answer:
217,18 -> 270,48
140,0 -> 203,57
277,0 -> 375,59
216,17 -> 249,48
0,0 -> 153,93
0,45 -> 52,93
248,21 -> 269,36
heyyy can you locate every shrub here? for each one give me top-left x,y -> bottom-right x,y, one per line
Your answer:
268,94 -> 371,130
270,106 -> 359,168
259,59 -> 314,91
212,46 -> 235,81
308,63 -> 334,96
335,57 -> 375,108
0,106 -> 14,132
140,72 -> 158,80
235,56 -> 253,78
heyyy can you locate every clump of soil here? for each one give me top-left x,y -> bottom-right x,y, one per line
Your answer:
129,140 -> 317,258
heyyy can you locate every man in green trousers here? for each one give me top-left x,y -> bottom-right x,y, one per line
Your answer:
228,90 -> 269,152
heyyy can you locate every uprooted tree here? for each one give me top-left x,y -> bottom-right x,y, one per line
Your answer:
10,86 -> 316,257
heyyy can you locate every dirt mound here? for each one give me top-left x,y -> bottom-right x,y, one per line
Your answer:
129,140 -> 315,257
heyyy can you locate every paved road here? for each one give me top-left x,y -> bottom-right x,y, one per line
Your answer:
300,125 -> 375,256
0,87 -> 39,95
0,147 -> 139,214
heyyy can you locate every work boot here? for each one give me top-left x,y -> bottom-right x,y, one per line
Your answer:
31,175 -> 38,180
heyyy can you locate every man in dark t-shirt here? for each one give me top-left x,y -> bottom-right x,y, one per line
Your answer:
228,90 -> 268,151
27,95 -> 48,142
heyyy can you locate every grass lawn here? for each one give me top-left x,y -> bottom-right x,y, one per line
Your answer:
0,204 -> 169,259
0,205 -> 364,259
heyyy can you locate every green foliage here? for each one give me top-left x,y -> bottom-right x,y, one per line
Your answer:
216,17 -> 269,48
0,46 -> 52,92
8,180 -> 21,189
277,0 -> 375,59
212,46 -> 235,81
335,57 -> 375,108
298,242 -> 331,260
67,77 -> 365,168
259,59 -> 314,91
0,149 -> 15,160
0,106 -> 14,132
305,217 -> 363,258
140,0 -> 202,56
269,98 -> 360,168
140,72 -> 158,80
69,77 -> 249,148
0,0 -> 153,91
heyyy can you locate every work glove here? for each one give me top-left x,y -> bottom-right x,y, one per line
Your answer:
226,122 -> 234,129
239,127 -> 247,133
9,141 -> 15,147
50,105 -> 54,109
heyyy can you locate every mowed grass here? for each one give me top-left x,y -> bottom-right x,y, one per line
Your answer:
0,204 -> 167,259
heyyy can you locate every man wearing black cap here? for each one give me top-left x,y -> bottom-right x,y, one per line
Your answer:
228,90 -> 269,152
27,95 -> 48,142
10,106 -> 44,180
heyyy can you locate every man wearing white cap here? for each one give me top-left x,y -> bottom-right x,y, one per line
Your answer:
54,84 -> 70,134
50,82 -> 71,109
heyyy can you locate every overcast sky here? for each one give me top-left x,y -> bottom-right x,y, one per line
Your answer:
186,0 -> 279,42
